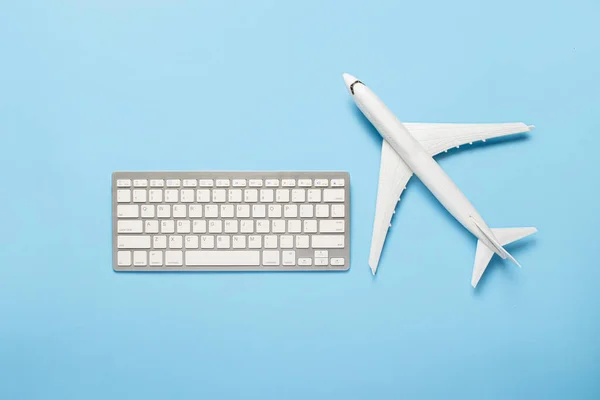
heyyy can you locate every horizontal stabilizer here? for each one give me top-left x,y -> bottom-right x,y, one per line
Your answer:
471,227 -> 537,288
492,227 -> 538,246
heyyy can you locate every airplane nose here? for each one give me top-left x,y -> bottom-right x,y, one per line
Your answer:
342,73 -> 358,92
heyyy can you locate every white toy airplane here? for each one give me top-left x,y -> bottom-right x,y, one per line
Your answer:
343,73 -> 537,287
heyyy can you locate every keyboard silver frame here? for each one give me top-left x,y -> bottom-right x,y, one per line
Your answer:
112,171 -> 350,272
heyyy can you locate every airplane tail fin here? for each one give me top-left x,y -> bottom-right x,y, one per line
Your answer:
471,227 -> 537,288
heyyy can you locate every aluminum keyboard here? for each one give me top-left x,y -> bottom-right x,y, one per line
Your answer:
112,171 -> 350,271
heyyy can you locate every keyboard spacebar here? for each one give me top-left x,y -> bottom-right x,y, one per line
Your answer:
185,251 -> 260,266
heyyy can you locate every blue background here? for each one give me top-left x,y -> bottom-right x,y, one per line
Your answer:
1,0 -> 598,398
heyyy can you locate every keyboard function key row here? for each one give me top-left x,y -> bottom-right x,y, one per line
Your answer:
116,178 -> 345,188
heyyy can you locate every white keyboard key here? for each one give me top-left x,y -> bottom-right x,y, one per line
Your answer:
224,220 -> 238,233
272,220 -> 286,233
213,189 -> 226,203
253,205 -> 266,218
331,258 -> 345,266
228,189 -> 242,202
248,235 -> 262,248
315,204 -> 329,218
217,235 -> 230,249
149,189 -> 163,202
165,250 -> 183,266
145,220 -> 159,233
311,235 -> 345,248
117,179 -> 131,187
166,179 -> 181,187
262,250 -> 280,266
117,251 -> 131,266
282,251 -> 296,266
161,220 -> 175,233
314,179 -> 328,187
323,189 -> 344,202
117,205 -> 139,218
118,220 -> 143,233
232,235 -> 246,248
268,205 -> 282,218
209,220 -> 223,233
216,179 -> 230,187
176,220 -> 191,233
150,179 -> 164,187
304,220 -> 317,233
264,235 -> 278,249
133,251 -> 147,266
315,250 -> 328,258
183,179 -> 197,187
319,220 -> 345,233
288,220 -> 301,233
149,251 -> 163,266
133,179 -> 148,187
331,179 -> 345,187
221,205 -> 234,218
298,179 -> 312,187
141,205 -> 155,218
181,189 -> 194,203
276,189 -> 289,202
196,189 -> 211,203
256,220 -> 269,233
245,189 -> 258,202
300,205 -> 313,218
165,189 -> 178,202
291,189 -> 305,202
193,220 -> 207,233
315,257 -> 328,266
118,236 -> 151,249
331,204 -> 345,218
232,179 -> 246,187
298,258 -> 312,266
282,179 -> 295,187
307,189 -> 321,202
240,220 -> 254,233
265,179 -> 279,187
185,235 -> 199,248
199,179 -> 213,187
189,205 -> 202,218
280,235 -> 294,249
201,235 -> 215,249
186,251 -> 260,266
157,205 -> 170,218
260,189 -> 274,202
173,205 -> 187,218
284,204 -> 298,218
236,204 -> 250,218
296,235 -> 309,248
133,189 -> 147,202
117,189 -> 131,203
205,205 -> 218,218
153,235 -> 167,249
249,179 -> 263,187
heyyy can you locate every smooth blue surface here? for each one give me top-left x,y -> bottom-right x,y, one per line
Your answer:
1,1 -> 599,398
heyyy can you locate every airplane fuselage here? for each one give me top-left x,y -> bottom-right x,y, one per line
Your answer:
352,82 -> 503,257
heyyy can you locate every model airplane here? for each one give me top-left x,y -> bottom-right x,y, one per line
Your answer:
343,73 -> 537,287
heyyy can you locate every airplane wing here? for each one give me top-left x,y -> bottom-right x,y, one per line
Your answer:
403,122 -> 533,156
369,139 -> 413,274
